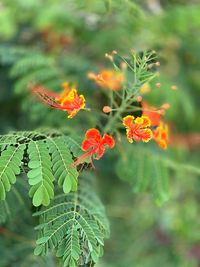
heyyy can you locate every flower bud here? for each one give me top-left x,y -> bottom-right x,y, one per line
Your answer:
136,95 -> 142,102
105,53 -> 113,61
103,106 -> 111,113
87,72 -> 96,80
156,82 -> 161,88
171,85 -> 177,90
120,62 -> 127,69
140,83 -> 150,94
62,82 -> 69,88
161,103 -> 170,110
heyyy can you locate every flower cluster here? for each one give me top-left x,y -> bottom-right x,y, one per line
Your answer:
30,50 -> 172,167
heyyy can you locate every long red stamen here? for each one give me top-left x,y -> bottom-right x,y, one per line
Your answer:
30,84 -> 59,98
72,151 -> 93,167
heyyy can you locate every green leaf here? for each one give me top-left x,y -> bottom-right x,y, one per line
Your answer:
27,140 -> 54,206
34,245 -> 44,256
47,137 -> 79,194
0,129 -> 80,207
64,136 -> 83,158
36,236 -> 50,245
0,145 -> 25,200
34,173 -> 109,266
116,144 -> 170,205
32,185 -> 51,207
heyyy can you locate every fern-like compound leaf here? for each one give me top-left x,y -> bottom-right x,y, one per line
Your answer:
0,135 -> 17,150
116,143 -> 170,205
0,145 -> 25,200
0,179 -> 31,224
10,54 -> 53,78
34,173 -> 109,267
47,137 -> 79,194
0,129 -> 81,207
27,140 -> 55,207
64,136 -> 83,158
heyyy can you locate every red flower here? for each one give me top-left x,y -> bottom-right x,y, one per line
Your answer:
30,82 -> 85,118
74,128 -> 115,167
123,115 -> 153,143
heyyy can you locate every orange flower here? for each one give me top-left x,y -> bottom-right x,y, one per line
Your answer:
30,82 -> 85,118
88,69 -> 124,91
153,122 -> 168,149
142,101 -> 162,126
74,128 -> 115,167
123,115 -> 153,143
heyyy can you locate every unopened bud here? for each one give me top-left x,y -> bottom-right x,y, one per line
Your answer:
62,82 -> 69,88
87,72 -> 96,80
136,95 -> 142,102
120,62 -> 127,69
171,85 -> 177,90
140,83 -> 150,94
105,53 -> 113,61
112,50 -> 117,54
103,106 -> 111,113
155,61 -> 160,67
156,82 -> 161,88
161,103 -> 170,110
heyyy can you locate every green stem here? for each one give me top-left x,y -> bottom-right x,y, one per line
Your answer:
103,51 -> 158,134
103,99 -> 127,133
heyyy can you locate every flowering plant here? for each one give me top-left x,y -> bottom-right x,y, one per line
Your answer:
0,1 -> 200,266
31,50 -> 170,168
1,48 -> 194,267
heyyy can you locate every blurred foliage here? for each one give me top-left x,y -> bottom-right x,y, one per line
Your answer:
0,0 -> 200,266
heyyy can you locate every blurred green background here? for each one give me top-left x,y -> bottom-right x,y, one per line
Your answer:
0,0 -> 200,266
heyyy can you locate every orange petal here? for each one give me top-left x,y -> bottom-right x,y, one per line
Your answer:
85,128 -> 101,140
96,145 -> 105,160
141,116 -> 151,127
153,122 -> 169,149
102,134 -> 115,148
82,140 -> 93,151
123,115 -> 134,128
158,140 -> 167,149
142,101 -> 161,126
141,129 -> 153,142
126,129 -> 133,143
